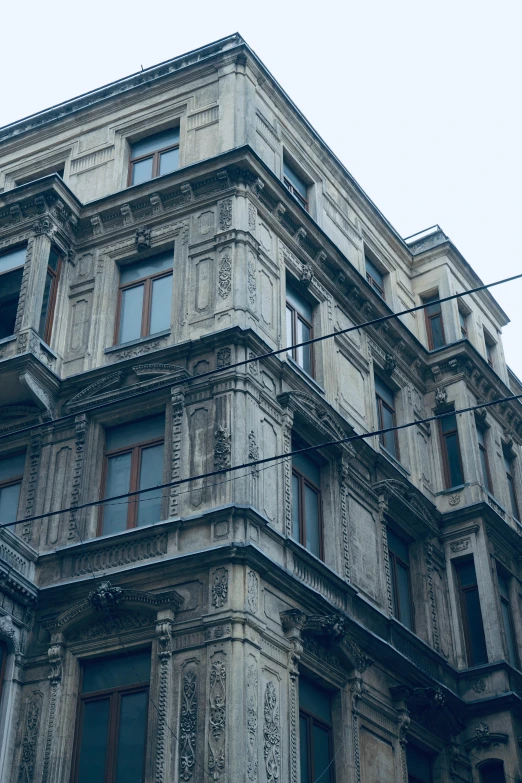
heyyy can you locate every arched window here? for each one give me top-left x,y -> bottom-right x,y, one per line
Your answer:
480,760 -> 506,783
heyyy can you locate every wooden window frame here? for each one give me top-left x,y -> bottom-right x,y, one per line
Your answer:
114,268 -> 172,345
299,703 -> 335,783
388,530 -> 415,630
423,294 -> 446,350
497,568 -> 519,668
98,434 -> 164,535
292,464 -> 323,560
455,559 -> 487,666
127,141 -> 179,186
286,300 -> 314,376
40,249 -> 62,344
439,416 -> 464,489
0,247 -> 26,339
476,424 -> 493,494
504,452 -> 519,519
71,676 -> 149,783
375,388 -> 399,459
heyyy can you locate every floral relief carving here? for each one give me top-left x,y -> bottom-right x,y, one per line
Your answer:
17,690 -> 43,783
471,678 -> 486,693
214,426 -> 231,471
248,202 -> 257,233
246,661 -> 258,781
208,660 -> 226,778
247,256 -> 256,306
219,199 -> 232,231
212,567 -> 228,608
248,431 -> 259,477
450,538 -> 469,553
448,493 -> 461,506
263,682 -> 280,783
247,570 -> 259,613
217,347 -> 231,368
179,671 -> 198,781
218,253 -> 232,299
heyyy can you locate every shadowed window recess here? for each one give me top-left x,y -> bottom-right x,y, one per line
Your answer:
439,412 -> 464,489
299,678 -> 334,783
497,567 -> 519,668
406,744 -> 433,783
286,281 -> 314,376
476,423 -> 493,494
455,558 -> 488,666
0,452 -> 25,526
115,250 -> 173,345
365,255 -> 386,299
388,527 -> 414,630
292,443 -> 323,559
0,246 -> 26,339
423,293 -> 445,350
39,246 -> 62,344
283,159 -> 308,210
375,375 -> 399,459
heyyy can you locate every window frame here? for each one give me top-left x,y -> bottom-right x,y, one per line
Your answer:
439,413 -> 465,489
285,286 -> 314,377
387,527 -> 415,630
128,135 -> 180,187
98,431 -> 165,535
365,255 -> 386,299
458,307 -> 469,338
0,454 -> 24,524
292,460 -> 323,560
299,694 -> 335,783
71,663 -> 149,783
375,378 -> 399,459
497,567 -> 519,668
455,558 -> 488,666
503,450 -> 519,520
114,265 -> 173,345
0,245 -> 26,339
423,293 -> 446,350
39,247 -> 63,345
476,423 -> 493,494
484,330 -> 496,368
283,159 -> 309,211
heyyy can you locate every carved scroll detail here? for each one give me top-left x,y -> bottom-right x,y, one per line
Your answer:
263,682 -> 280,783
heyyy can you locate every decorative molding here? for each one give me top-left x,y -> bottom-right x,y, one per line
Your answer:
135,227 -> 151,251
248,432 -> 259,478
187,105 -> 219,130
339,453 -> 351,581
214,426 -> 231,471
246,660 -> 258,781
247,570 -> 259,614
248,202 -> 257,233
208,660 -> 226,778
22,428 -> 43,543
282,410 -> 294,537
68,413 -> 87,540
219,199 -> 232,232
17,690 -> 43,783
41,643 -> 65,783
170,389 -> 185,518
247,254 -> 256,306
216,347 -> 231,368
424,543 -> 441,652
450,538 -> 470,553
218,252 -> 232,299
463,721 -> 509,751
179,671 -> 198,781
264,682 -> 280,783
72,533 -> 168,575
211,567 -> 228,608
69,611 -> 154,643
155,618 -> 173,783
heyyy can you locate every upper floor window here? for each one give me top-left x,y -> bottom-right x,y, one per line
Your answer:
497,567 -> 518,668
503,450 -> 519,520
455,558 -> 488,666
292,444 -> 322,559
72,650 -> 150,783
479,761 -> 506,783
375,376 -> 399,459
116,251 -> 173,345
283,160 -> 308,210
388,527 -> 414,630
365,255 -> 386,299
0,452 -> 25,524
423,293 -> 445,350
459,306 -> 469,338
0,641 -> 6,706
286,281 -> 314,376
100,415 -> 165,536
15,164 -> 65,187
299,678 -> 334,783
406,744 -> 432,783
0,246 -> 26,339
439,412 -> 464,489
476,423 -> 493,494
129,128 -> 180,186
484,330 -> 496,369
38,247 -> 62,344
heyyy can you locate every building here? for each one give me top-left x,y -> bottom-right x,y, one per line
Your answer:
0,33 -> 521,783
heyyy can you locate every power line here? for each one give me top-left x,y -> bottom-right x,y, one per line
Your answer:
2,269 -> 521,445
2,391 -> 521,531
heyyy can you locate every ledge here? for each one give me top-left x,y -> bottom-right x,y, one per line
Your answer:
104,330 -> 171,354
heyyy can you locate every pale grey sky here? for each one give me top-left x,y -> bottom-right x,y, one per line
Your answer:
2,0 -> 521,376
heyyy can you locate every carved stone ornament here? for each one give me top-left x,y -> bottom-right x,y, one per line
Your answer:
219,198 -> 232,231
299,261 -> 313,286
216,347 -> 231,368
463,720 -> 509,752
214,426 -> 231,471
179,671 -> 198,781
17,690 -> 43,783
208,660 -> 226,776
135,227 -> 151,251
450,538 -> 469,553
471,678 -> 486,694
435,387 -> 447,405
384,354 -> 396,375
248,431 -> 259,477
32,216 -> 55,238
218,253 -> 232,299
247,570 -> 259,613
263,682 -> 280,783
448,493 -> 461,506
246,661 -> 258,781
211,567 -> 228,608
88,581 -> 124,610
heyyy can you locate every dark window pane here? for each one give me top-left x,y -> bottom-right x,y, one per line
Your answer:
440,414 -> 457,434
387,529 -> 409,563
297,318 -> 312,374
105,415 -> 165,452
406,744 -> 432,783
119,285 -> 144,343
304,484 -> 320,557
0,247 -> 26,274
283,161 -> 307,200
381,404 -> 397,457
131,128 -> 180,159
299,680 -> 331,723
286,305 -> 294,353
150,274 -> 172,334
424,295 -> 441,316
38,270 -> 54,338
131,157 -> 154,185
480,761 -> 506,783
82,651 -> 151,693
76,698 -> 110,783
114,691 -> 148,783
0,482 -> 21,524
0,453 -> 25,481
300,716 -> 309,783
479,448 -> 491,492
365,257 -> 384,290
292,453 -> 320,486
464,588 -> 488,664
457,560 -> 477,588
48,248 -> 60,272
102,452 -> 132,534
292,473 -> 300,541
396,561 -> 413,629
120,252 -> 173,285
501,600 -> 518,666
159,148 -> 179,176
445,433 -> 464,486
375,377 -> 395,408
0,267 -> 23,338
286,284 -> 313,321
312,723 -> 332,783
429,314 -> 445,348
137,443 -> 164,527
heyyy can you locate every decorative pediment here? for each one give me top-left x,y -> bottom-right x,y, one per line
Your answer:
389,684 -> 465,740
41,581 -> 183,639
374,479 -> 439,534
277,390 -> 349,445
65,364 -> 190,412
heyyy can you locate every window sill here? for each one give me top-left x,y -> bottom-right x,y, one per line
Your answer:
105,330 -> 170,354
379,445 -> 410,476
435,484 -> 468,496
286,356 -> 325,394
0,334 -> 17,347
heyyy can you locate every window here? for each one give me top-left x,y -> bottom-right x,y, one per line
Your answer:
497,568 -> 518,667
459,308 -> 468,338
484,331 -> 496,368
439,413 -> 464,489
100,415 -> 165,535
365,256 -> 385,299
406,745 -> 432,783
375,376 -> 399,459
477,424 -> 493,494
387,528 -> 414,630
115,251 -> 173,345
0,453 -> 25,524
38,247 -> 62,344
299,678 -> 334,783
292,445 -> 322,559
283,160 -> 308,210
503,451 -> 519,520
480,761 -> 506,783
0,246 -> 26,339
72,650 -> 150,783
129,128 -> 180,186
423,293 -> 445,350
455,559 -> 488,666
0,641 -> 6,705
286,282 -> 314,376
15,164 -> 65,186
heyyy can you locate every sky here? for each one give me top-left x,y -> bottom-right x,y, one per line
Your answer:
2,0 -> 521,375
